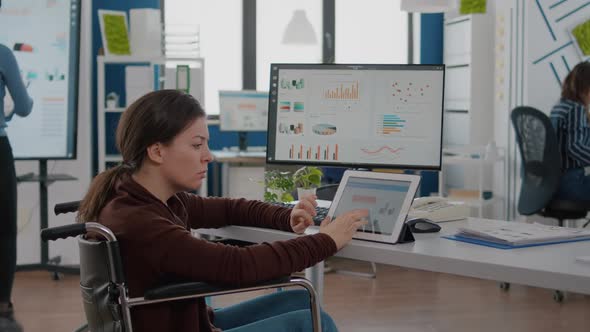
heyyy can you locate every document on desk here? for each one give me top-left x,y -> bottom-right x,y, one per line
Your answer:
445,219 -> 590,249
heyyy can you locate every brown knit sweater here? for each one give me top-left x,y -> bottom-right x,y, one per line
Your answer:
97,176 -> 337,332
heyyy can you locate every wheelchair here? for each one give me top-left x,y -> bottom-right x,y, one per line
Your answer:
41,201 -> 323,332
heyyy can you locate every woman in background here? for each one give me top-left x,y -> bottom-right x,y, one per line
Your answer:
550,61 -> 590,201
0,41 -> 34,332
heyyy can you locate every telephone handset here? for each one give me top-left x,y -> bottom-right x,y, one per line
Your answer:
408,196 -> 470,222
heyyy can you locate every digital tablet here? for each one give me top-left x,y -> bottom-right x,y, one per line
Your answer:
327,170 -> 421,244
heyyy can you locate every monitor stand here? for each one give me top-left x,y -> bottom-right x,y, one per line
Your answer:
238,132 -> 248,152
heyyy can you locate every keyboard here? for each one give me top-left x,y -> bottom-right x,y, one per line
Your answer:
270,202 -> 330,226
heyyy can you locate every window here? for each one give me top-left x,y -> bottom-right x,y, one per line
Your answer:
335,0 -> 408,64
165,0 -> 242,115
256,0 -> 323,90
165,0 -> 411,110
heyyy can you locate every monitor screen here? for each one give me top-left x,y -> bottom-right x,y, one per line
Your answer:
0,0 -> 80,159
266,64 -> 445,170
219,90 -> 269,132
332,177 -> 412,236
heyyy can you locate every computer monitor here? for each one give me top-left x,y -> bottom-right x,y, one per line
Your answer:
219,90 -> 269,151
266,64 -> 445,170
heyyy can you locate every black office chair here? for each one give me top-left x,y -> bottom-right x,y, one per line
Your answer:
510,106 -> 590,302
511,106 -> 590,227
41,201 -> 323,332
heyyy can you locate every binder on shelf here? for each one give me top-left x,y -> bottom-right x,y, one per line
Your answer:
176,65 -> 190,93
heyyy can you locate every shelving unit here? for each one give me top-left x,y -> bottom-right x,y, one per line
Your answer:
440,13 -> 501,219
439,145 -> 506,219
97,55 -> 204,172
442,13 -> 494,148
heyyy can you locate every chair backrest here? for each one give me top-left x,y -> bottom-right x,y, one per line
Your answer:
79,237 -> 123,332
510,106 -> 562,215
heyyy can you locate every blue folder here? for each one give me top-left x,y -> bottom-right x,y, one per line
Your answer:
443,234 -> 590,249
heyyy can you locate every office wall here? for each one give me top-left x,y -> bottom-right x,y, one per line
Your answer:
494,0 -> 590,220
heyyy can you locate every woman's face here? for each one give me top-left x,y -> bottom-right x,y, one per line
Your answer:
159,117 -> 212,192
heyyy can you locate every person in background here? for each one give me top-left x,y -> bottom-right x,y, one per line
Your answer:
0,40 -> 34,332
77,89 -> 368,332
550,61 -> 590,201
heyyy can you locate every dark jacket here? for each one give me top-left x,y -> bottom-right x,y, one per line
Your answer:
97,176 -> 337,332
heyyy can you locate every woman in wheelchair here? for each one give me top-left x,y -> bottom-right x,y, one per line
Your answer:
550,61 -> 590,201
77,89 -> 368,332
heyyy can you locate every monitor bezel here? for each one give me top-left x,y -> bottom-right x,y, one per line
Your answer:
265,63 -> 445,171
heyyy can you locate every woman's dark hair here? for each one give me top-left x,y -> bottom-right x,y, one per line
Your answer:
562,61 -> 590,105
78,90 -> 206,222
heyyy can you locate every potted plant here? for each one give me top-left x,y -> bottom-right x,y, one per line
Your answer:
105,92 -> 119,109
263,170 -> 295,203
293,166 -> 323,199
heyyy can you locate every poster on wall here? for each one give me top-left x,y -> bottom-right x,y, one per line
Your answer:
570,18 -> 590,61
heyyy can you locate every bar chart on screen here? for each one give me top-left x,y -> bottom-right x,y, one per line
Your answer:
288,144 -> 339,161
323,81 -> 360,100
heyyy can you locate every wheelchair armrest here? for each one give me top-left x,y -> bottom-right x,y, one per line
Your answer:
54,200 -> 81,215
144,276 -> 291,300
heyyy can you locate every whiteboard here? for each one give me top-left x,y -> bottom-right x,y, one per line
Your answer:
0,0 -> 80,159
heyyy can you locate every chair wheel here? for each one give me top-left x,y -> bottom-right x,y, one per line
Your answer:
553,290 -> 564,303
499,282 -> 510,291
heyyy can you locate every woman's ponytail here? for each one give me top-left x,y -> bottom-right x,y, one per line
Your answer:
76,164 -> 133,222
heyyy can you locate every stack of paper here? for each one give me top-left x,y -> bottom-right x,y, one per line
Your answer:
125,66 -> 152,107
452,219 -> 590,247
129,9 -> 162,57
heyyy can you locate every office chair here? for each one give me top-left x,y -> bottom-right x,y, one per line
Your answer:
510,106 -> 590,302
41,201 -> 323,332
511,106 -> 590,227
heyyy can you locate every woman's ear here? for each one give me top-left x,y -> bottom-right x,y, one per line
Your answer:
145,143 -> 164,165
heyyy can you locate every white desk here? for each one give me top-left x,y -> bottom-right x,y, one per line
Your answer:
197,218 -> 590,303
210,150 -> 266,197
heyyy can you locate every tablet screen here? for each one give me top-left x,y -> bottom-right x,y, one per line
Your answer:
331,177 -> 411,235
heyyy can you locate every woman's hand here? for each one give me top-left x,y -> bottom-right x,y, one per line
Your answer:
319,209 -> 369,250
289,195 -> 318,234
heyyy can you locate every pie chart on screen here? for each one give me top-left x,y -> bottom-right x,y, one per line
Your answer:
312,124 -> 337,135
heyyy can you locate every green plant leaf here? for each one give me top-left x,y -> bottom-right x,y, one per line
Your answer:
281,192 -> 294,202
308,174 -> 321,186
264,191 -> 278,202
293,166 -> 323,189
